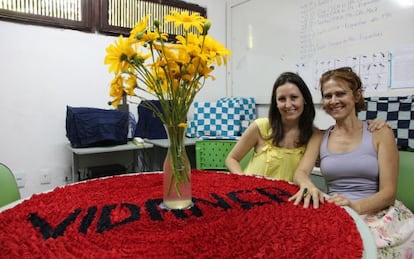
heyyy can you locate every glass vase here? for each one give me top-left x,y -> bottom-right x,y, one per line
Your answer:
161,124 -> 192,210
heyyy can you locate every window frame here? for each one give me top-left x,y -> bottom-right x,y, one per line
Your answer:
0,0 -> 94,32
97,0 -> 207,39
0,0 -> 207,38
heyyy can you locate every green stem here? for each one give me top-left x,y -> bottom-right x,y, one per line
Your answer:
165,125 -> 190,197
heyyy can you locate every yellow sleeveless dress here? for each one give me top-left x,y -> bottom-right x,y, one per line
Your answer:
243,118 -> 306,182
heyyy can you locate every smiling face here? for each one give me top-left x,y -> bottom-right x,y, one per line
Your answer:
275,82 -> 305,123
319,67 -> 366,116
321,79 -> 360,120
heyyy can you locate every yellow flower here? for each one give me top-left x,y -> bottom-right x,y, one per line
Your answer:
165,11 -> 207,33
176,48 -> 191,65
104,11 -> 231,200
201,35 -> 232,66
104,35 -> 134,74
143,30 -> 168,43
129,14 -> 150,42
166,61 -> 180,78
176,33 -> 202,57
132,51 -> 152,64
109,75 -> 125,107
104,8 -> 232,128
105,11 -> 230,118
124,74 -> 137,96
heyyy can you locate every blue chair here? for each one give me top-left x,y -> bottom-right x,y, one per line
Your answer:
0,163 -> 21,208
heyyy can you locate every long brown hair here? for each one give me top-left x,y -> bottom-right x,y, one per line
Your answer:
268,72 -> 315,147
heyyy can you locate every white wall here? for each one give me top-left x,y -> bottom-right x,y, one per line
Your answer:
228,0 -> 414,103
0,0 -> 227,198
256,104 -> 334,131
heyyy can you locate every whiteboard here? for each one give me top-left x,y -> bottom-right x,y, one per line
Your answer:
227,0 -> 414,103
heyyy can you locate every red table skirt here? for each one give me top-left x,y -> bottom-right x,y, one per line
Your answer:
0,170 -> 363,258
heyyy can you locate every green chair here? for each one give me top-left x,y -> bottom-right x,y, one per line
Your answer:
195,139 -> 253,171
396,151 -> 414,212
0,163 -> 21,208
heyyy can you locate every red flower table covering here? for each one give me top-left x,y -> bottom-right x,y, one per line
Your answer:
0,170 -> 363,258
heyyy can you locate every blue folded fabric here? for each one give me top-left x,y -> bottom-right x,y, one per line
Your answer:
66,106 -> 129,148
134,100 -> 167,139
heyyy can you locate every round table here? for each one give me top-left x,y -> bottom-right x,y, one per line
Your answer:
0,170 -> 376,258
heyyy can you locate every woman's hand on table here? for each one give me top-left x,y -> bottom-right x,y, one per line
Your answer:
289,186 -> 325,209
325,194 -> 357,211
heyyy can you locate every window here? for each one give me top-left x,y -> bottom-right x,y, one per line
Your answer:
98,0 -> 207,40
0,0 -> 207,40
0,0 -> 93,31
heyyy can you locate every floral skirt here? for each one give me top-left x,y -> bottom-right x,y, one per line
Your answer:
362,200 -> 414,259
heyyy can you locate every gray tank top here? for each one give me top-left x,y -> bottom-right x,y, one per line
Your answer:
320,121 -> 379,201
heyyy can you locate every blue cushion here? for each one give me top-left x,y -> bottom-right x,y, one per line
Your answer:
194,101 -> 241,137
218,97 -> 256,134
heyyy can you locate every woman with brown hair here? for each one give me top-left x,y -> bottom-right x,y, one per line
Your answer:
226,71 -> 385,182
290,67 -> 414,257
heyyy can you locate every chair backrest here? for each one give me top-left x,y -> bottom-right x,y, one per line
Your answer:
195,140 -> 253,171
397,151 -> 414,212
0,163 -> 21,208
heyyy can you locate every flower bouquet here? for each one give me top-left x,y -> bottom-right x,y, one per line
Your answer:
104,11 -> 231,209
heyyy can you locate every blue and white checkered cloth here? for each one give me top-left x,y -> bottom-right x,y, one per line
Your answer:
186,97 -> 256,138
